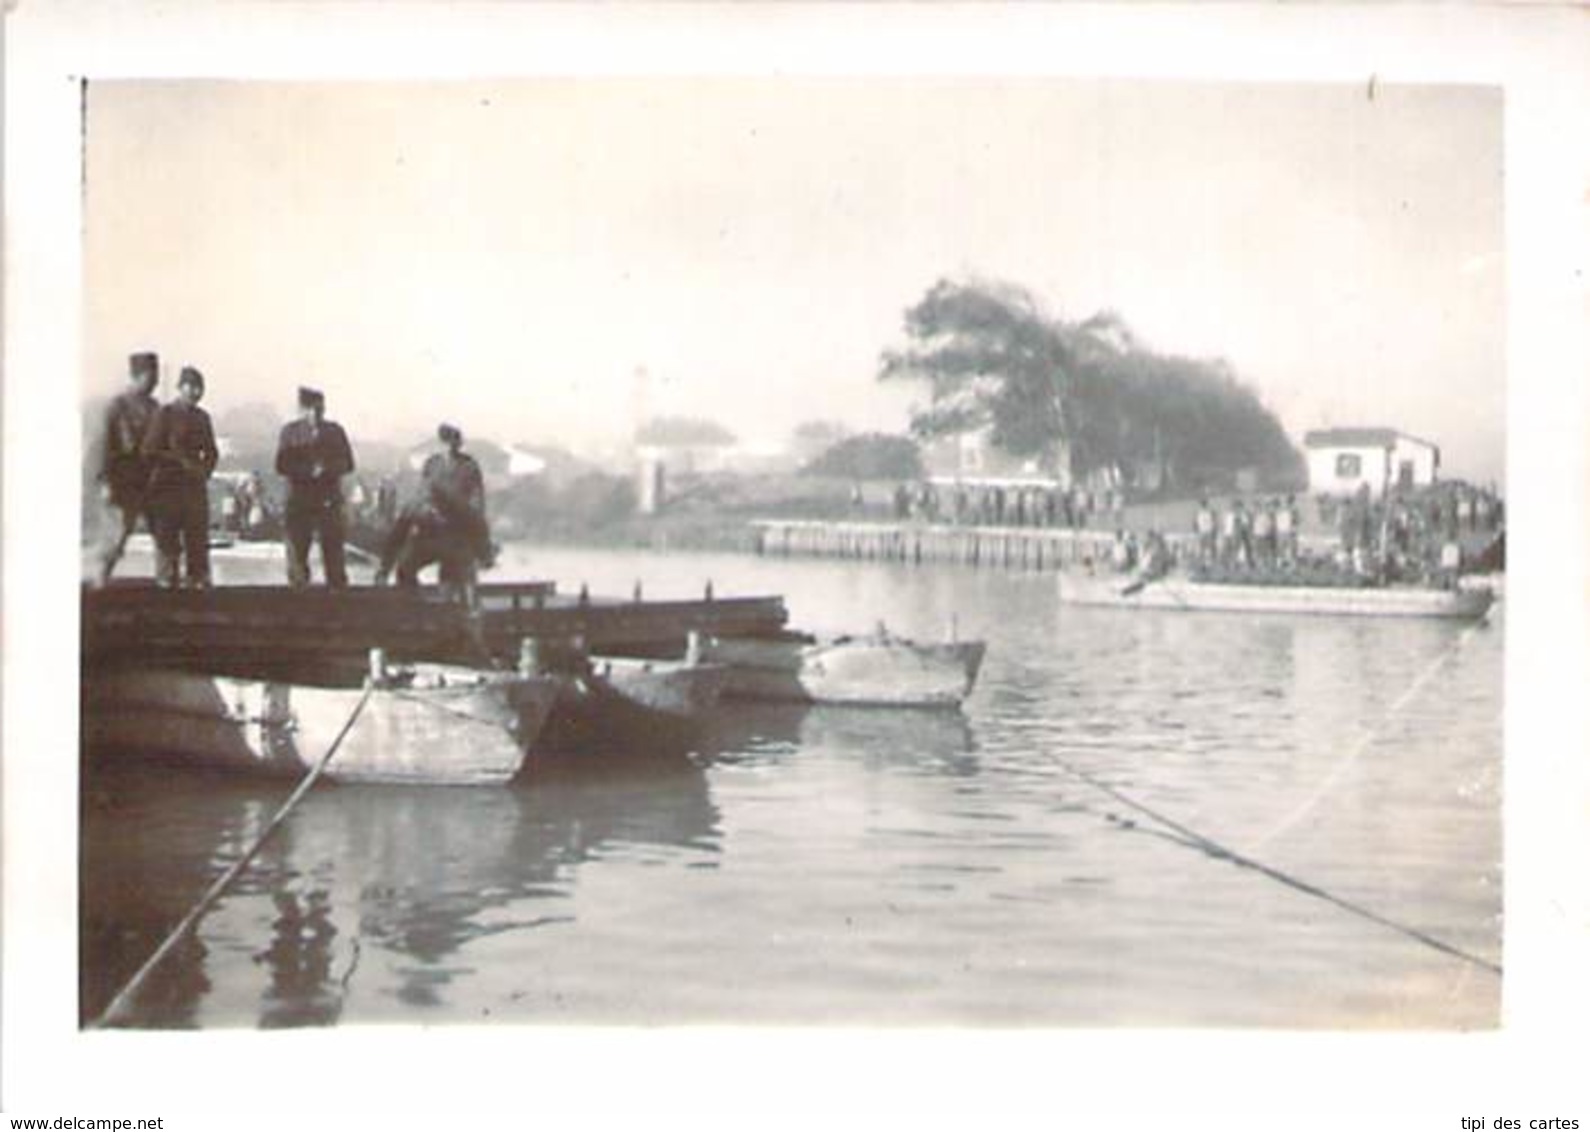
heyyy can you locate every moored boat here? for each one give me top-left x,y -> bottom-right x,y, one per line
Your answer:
82,662 -> 561,785
591,655 -> 728,720
702,631 -> 986,708
534,656 -> 728,755
1056,571 -> 1494,620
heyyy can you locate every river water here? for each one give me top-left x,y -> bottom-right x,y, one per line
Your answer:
80,544 -> 1503,1028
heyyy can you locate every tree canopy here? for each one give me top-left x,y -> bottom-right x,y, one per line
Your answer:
790,419 -> 851,448
879,278 -> 1302,491
801,432 -> 923,481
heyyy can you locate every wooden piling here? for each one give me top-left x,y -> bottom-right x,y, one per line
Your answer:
748,519 -> 1189,574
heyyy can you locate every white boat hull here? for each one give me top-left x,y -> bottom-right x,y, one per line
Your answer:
1057,573 -> 1494,620
83,665 -> 561,785
704,636 -> 986,708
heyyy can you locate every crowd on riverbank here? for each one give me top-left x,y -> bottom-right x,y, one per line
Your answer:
880,476 -> 1505,588
889,480 -> 1126,529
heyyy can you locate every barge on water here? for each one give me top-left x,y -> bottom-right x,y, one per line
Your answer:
1057,571 -> 1494,621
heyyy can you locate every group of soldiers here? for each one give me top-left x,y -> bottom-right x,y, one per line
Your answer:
1322,482 -> 1501,583
95,350 -> 493,598
1183,485 -> 1501,585
97,353 -> 218,589
1192,496 -> 1303,570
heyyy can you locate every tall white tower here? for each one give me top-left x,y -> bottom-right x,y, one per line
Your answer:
630,365 -> 651,443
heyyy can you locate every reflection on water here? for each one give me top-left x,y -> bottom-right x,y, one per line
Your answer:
81,544 -> 1501,1028
258,890 -> 341,1028
702,702 -> 977,776
82,755 -> 718,1027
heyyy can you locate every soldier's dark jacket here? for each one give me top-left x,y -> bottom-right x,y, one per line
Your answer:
99,389 -> 160,497
140,400 -> 218,489
421,450 -> 484,520
275,419 -> 356,503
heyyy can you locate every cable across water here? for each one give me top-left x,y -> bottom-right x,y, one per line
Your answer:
1049,750 -> 1503,978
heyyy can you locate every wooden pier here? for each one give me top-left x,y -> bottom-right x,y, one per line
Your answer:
752,520 -> 1193,571
83,580 -> 788,673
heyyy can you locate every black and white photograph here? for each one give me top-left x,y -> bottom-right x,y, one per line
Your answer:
4,2 -> 1587,1124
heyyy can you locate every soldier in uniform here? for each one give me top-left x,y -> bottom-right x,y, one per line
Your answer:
1193,498 -> 1217,564
140,366 -> 218,588
1252,498 -> 1276,569
375,423 -> 490,604
1276,494 -> 1299,566
423,423 -> 491,595
95,351 -> 161,585
274,386 -> 356,589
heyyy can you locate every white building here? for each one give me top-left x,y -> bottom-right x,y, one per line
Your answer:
1303,427 -> 1440,497
921,426 -> 1065,487
503,444 -> 548,478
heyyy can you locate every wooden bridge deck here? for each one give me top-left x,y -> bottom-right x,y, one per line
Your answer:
83,580 -> 789,670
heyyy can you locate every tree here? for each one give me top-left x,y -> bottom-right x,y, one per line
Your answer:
801,433 -> 923,481
879,278 -> 1302,490
790,419 -> 852,463
879,280 -> 1074,464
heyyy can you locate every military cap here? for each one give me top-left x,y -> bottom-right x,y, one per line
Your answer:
437,423 -> 463,444
178,366 -> 205,391
129,351 -> 159,375
298,386 -> 325,409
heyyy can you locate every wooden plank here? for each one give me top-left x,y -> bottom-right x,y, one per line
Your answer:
83,585 -> 788,668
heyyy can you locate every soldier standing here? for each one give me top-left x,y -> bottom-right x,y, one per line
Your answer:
140,366 -> 218,588
1194,498 -> 1216,564
275,386 -> 356,588
1276,494 -> 1299,565
1232,499 -> 1254,568
1252,499 -> 1276,568
95,351 -> 161,585
423,423 -> 490,583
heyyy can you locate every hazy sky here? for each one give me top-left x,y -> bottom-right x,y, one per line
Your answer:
84,78 -> 1504,481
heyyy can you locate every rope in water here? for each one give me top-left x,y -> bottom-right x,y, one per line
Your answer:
1050,752 -> 1503,978
90,681 -> 377,1029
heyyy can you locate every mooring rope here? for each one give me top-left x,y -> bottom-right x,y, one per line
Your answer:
1049,751 -> 1503,978
90,681 -> 377,1029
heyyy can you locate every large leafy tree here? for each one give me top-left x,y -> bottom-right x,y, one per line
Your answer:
801,432 -> 923,480
879,278 -> 1301,490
